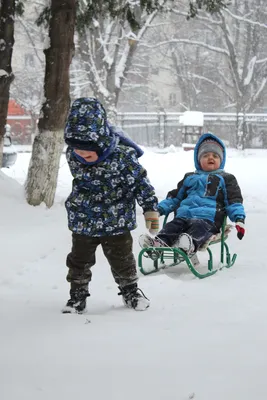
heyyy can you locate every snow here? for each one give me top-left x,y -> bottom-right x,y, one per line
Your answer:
1,146 -> 267,400
0,69 -> 8,77
180,111 -> 204,127
43,35 -> 50,50
244,56 -> 257,86
0,38 -> 6,50
92,18 -> 99,28
116,43 -> 129,89
3,143 -> 17,154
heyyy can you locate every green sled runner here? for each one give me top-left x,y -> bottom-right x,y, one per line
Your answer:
138,214 -> 237,279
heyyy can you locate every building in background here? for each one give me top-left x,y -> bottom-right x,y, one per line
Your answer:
7,100 -> 31,145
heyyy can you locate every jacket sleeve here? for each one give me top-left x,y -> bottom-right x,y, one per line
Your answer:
158,174 -> 190,215
123,149 -> 158,212
223,173 -> 246,222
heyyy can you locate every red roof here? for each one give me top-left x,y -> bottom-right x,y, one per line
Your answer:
8,99 -> 28,116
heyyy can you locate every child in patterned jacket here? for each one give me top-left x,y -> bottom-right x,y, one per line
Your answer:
62,97 -> 159,313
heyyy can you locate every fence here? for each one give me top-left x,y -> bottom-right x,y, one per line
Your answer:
116,112 -> 267,148
8,111 -> 267,148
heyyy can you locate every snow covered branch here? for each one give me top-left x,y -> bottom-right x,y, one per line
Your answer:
224,8 -> 267,29
142,38 -> 230,57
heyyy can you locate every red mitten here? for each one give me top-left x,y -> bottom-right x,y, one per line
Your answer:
235,220 -> 245,240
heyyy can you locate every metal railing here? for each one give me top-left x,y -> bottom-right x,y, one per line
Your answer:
116,112 -> 267,148
8,111 -> 267,148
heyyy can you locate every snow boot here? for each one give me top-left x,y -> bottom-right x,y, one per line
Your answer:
177,233 -> 195,255
62,287 -> 90,314
139,233 -> 167,260
118,283 -> 150,311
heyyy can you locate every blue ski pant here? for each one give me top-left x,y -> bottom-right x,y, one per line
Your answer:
157,217 -> 219,250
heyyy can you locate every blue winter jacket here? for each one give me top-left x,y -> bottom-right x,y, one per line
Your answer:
158,133 -> 245,229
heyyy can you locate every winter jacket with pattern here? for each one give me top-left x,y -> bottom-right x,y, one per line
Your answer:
158,133 -> 245,230
65,145 -> 158,236
64,97 -> 158,236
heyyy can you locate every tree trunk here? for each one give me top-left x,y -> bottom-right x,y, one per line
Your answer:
0,0 -> 15,167
25,0 -> 76,207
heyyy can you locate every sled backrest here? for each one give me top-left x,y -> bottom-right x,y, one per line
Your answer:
199,217 -> 233,251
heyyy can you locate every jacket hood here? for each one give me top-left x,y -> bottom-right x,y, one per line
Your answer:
194,132 -> 226,170
64,97 -> 114,151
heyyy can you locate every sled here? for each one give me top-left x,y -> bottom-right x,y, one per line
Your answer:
138,215 -> 237,279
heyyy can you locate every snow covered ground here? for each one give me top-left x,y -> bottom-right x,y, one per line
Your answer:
1,146 -> 267,400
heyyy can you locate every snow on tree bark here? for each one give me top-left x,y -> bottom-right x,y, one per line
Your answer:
0,0 -> 15,167
25,0 -> 76,207
26,129 -> 64,206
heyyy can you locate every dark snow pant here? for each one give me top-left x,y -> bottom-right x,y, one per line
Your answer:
157,218 -> 219,251
66,232 -> 138,290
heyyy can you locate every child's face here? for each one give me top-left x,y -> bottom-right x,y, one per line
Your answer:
74,149 -> 99,162
200,152 -> 221,171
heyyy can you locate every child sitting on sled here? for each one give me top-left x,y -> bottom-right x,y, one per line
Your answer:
141,133 -> 246,255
